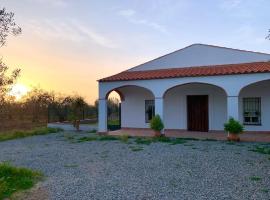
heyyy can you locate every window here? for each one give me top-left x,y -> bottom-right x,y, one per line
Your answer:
145,100 -> 155,123
243,97 -> 261,125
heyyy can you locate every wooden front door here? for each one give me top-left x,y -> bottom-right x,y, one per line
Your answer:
187,95 -> 209,132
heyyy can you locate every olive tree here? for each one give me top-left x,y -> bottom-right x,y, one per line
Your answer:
0,8 -> 21,104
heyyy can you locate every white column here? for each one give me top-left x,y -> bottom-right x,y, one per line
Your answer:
155,97 -> 164,134
227,96 -> 239,120
98,98 -> 107,133
155,97 -> 164,120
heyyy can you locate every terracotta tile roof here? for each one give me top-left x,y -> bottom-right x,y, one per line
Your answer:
99,61 -> 270,82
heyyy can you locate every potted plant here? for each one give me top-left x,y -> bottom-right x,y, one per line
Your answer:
224,117 -> 244,142
150,115 -> 164,137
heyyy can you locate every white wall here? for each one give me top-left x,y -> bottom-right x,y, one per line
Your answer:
129,44 -> 270,71
119,86 -> 154,128
99,73 -> 270,132
164,83 -> 227,131
239,80 -> 270,131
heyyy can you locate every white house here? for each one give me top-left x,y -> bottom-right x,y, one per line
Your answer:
98,44 -> 270,134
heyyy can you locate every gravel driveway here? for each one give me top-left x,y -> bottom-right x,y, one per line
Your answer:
0,131 -> 269,200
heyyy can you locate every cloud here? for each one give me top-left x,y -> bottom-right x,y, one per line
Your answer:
26,19 -> 117,48
117,9 -> 168,34
74,21 -> 117,48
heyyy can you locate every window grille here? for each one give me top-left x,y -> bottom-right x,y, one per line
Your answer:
243,97 -> 261,125
145,100 -> 155,123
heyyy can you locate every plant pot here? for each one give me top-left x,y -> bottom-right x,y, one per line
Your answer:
227,133 -> 240,142
154,131 -> 161,137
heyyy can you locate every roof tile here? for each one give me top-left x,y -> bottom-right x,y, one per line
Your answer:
99,62 -> 270,82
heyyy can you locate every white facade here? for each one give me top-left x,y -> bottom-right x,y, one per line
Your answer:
98,44 -> 270,133
129,44 -> 270,71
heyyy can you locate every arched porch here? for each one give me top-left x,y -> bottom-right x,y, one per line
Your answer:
98,85 -> 155,133
163,82 -> 227,132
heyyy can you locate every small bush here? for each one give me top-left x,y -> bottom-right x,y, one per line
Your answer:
224,118 -> 244,134
150,115 -> 164,132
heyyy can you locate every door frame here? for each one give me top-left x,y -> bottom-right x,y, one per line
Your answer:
187,95 -> 209,132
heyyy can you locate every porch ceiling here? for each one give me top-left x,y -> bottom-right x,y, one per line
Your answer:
99,61 -> 270,82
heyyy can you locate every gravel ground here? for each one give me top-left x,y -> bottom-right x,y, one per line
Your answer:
0,131 -> 269,200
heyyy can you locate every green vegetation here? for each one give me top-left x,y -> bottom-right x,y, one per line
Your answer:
64,164 -> 79,168
76,134 -> 219,148
129,146 -> 144,152
135,137 -> 152,145
77,136 -> 97,142
98,135 -> 119,141
226,141 -> 236,145
224,117 -> 244,134
261,189 -> 269,193
0,163 -> 42,199
108,120 -> 120,126
87,129 -> 97,133
0,127 -> 63,142
119,134 -> 129,143
249,176 -> 262,181
170,138 -> 187,145
150,115 -> 164,132
250,146 -> 270,155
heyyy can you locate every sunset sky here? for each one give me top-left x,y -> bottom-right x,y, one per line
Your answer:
1,0 -> 270,103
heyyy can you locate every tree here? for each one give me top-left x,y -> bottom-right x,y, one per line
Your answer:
0,8 -> 22,46
0,8 -> 21,104
0,60 -> 20,103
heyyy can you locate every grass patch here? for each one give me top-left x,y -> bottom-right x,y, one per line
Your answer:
170,138 -> 187,145
129,146 -> 144,152
226,141 -> 236,145
77,136 -> 97,142
249,176 -> 262,181
135,137 -> 152,145
135,137 -> 187,145
87,129 -> 97,133
261,189 -> 269,193
250,146 -> 270,155
153,136 -> 172,143
202,138 -> 218,141
0,163 -> 43,199
64,164 -> 78,168
98,135 -> 119,141
0,127 -> 63,142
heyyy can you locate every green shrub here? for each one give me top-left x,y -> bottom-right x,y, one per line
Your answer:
150,115 -> 164,132
224,118 -> 244,134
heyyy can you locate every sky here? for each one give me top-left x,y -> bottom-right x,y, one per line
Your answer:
0,0 -> 270,103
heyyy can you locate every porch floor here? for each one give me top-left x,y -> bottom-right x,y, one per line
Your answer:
109,128 -> 270,143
